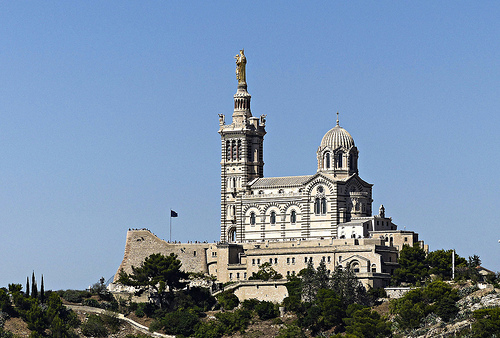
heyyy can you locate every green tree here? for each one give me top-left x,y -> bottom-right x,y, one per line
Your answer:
118,253 -> 188,307
276,323 -> 306,338
472,307 -> 500,338
392,244 -> 428,285
254,300 -> 278,320
249,262 -> 283,281
40,275 -> 44,304
344,307 -> 391,338
426,249 -> 466,280
26,277 -> 30,298
216,290 -> 239,310
330,266 -> 368,307
31,272 -> 38,299
299,260 -> 316,302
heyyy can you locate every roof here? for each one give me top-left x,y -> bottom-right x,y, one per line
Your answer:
321,125 -> 355,150
249,175 -> 313,188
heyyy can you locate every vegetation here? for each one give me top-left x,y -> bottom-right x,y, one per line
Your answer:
248,262 -> 283,281
118,253 -> 188,308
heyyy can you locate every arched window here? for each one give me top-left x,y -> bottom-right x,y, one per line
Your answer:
250,212 -> 256,225
314,198 -> 321,214
226,141 -> 231,160
270,211 -> 276,225
237,140 -> 242,160
337,152 -> 343,168
321,198 -> 327,214
351,261 -> 360,273
325,152 -> 330,169
290,210 -> 296,224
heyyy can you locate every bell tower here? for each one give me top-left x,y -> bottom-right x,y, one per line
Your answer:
219,50 -> 266,243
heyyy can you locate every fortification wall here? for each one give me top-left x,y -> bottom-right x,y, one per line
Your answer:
113,230 -> 210,282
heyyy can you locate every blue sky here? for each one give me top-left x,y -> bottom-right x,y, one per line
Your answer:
0,2 -> 498,290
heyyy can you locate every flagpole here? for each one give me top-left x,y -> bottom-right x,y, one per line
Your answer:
170,211 -> 172,242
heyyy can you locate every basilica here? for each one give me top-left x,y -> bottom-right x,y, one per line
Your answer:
112,51 -> 427,301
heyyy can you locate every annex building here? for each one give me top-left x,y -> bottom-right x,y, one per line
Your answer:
112,51 -> 427,301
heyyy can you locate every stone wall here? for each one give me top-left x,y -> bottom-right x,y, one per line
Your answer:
229,280 -> 289,303
113,230 -> 210,282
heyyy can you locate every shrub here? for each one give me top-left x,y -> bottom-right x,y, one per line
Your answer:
62,290 -> 90,303
82,298 -> 100,308
276,323 -> 306,338
152,309 -> 199,336
241,298 -> 259,311
81,314 -> 108,337
101,311 -> 120,333
255,301 -> 279,320
217,291 -> 239,310
134,303 -> 155,318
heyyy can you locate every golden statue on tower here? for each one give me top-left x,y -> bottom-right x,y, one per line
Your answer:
235,49 -> 247,84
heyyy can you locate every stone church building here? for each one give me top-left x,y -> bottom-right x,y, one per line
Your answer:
112,52 -> 427,301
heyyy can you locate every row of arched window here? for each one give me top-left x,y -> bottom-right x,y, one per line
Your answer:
226,140 -> 242,161
249,210 -> 297,225
322,151 -> 357,170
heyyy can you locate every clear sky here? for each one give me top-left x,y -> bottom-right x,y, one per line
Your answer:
0,2 -> 499,290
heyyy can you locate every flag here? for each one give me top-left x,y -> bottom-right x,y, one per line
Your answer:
171,210 -> 178,217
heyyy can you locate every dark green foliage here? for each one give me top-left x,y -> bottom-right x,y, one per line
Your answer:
254,300 -> 278,320
283,275 -> 302,312
81,314 -> 108,337
101,311 -> 121,333
299,260 -> 316,302
61,290 -> 90,303
215,309 -> 251,334
172,286 -> 216,312
26,277 -> 30,298
391,281 -> 459,330
31,272 -> 37,299
118,253 -> 188,308
392,244 -> 429,285
82,298 -> 100,308
330,266 -> 369,307
0,289 -> 15,317
426,249 -> 466,280
194,309 -> 251,338
216,290 -> 239,310
248,262 -> 283,281
241,298 -> 259,311
152,309 -> 199,336
40,275 -> 44,304
134,302 -> 155,318
472,307 -> 500,337
344,307 -> 391,338
276,323 -> 307,338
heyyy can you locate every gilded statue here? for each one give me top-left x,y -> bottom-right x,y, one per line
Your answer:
234,49 -> 246,84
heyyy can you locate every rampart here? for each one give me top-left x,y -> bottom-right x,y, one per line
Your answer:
113,229 -> 210,282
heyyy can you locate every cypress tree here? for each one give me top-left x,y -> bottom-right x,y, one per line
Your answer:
32,271 -> 38,299
40,275 -> 45,303
26,276 -> 30,297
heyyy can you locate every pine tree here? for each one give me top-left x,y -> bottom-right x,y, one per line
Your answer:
40,275 -> 45,303
26,276 -> 30,297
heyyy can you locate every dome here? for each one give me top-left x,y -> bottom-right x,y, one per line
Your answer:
320,124 -> 355,150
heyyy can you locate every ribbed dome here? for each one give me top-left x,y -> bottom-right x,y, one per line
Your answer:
320,125 -> 355,150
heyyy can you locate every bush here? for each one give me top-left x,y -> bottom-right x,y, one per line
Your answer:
241,299 -> 259,311
62,290 -> 90,303
101,311 -> 120,333
81,314 -> 108,337
82,298 -> 100,308
276,323 -> 306,338
152,309 -> 199,336
134,303 -> 155,318
217,291 -> 239,310
255,301 -> 279,320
